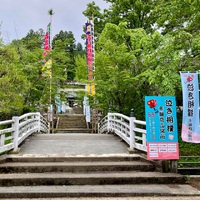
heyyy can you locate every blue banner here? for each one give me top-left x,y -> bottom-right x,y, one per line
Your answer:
180,72 -> 200,143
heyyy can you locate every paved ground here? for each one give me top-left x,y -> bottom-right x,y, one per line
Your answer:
18,133 -> 129,156
4,197 -> 200,200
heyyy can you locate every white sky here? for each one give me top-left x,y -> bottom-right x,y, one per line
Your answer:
0,0 -> 110,44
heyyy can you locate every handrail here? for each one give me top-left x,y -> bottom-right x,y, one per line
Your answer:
178,155 -> 200,175
98,112 -> 147,152
0,112 -> 49,154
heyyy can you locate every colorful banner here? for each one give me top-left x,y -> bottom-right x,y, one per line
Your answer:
180,72 -> 200,143
43,23 -> 51,56
145,96 -> 179,160
42,23 -> 51,77
86,21 -> 95,96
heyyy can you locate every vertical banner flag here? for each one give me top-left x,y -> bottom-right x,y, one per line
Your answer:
145,96 -> 179,160
83,96 -> 89,115
42,23 -> 51,77
180,72 -> 200,143
86,82 -> 95,96
86,105 -> 91,123
86,21 -> 95,96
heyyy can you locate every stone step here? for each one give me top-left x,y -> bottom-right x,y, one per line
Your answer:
57,114 -> 87,130
0,184 -> 199,198
58,124 -> 87,128
58,121 -> 86,124
1,132 -> 197,198
73,107 -> 83,114
59,118 -> 86,122
54,129 -> 91,133
57,124 -> 87,129
0,161 -> 155,173
5,155 -> 142,163
0,171 -> 186,186
59,119 -> 86,121
57,114 -> 86,119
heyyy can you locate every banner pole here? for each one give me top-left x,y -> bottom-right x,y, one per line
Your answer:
49,9 -> 54,132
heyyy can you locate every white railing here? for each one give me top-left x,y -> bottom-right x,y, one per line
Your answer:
0,112 -> 49,154
98,112 -> 147,152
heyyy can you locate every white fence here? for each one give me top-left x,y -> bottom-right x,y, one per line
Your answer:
98,112 -> 147,152
0,112 -> 49,154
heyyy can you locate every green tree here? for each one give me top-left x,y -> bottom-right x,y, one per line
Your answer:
0,44 -> 29,116
11,30 -> 50,112
52,30 -> 76,80
151,0 -> 200,35
82,1 -> 105,39
85,0 -> 200,119
104,0 -> 155,32
75,42 -> 85,56
21,29 -> 44,50
74,54 -> 87,82
94,21 -> 199,118
95,22 -> 139,114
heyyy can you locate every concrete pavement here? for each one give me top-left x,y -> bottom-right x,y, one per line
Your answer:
18,133 -> 129,156
4,197 -> 200,200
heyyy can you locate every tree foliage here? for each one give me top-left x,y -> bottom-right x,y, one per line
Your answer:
0,44 -> 29,115
52,30 -> 76,81
81,0 -> 200,118
104,0 -> 154,32
74,54 -> 87,82
1,0 -> 200,121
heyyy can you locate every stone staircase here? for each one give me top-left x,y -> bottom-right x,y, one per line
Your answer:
55,114 -> 91,133
0,154 -> 199,198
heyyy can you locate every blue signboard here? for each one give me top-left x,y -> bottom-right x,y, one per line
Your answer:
145,96 -> 179,160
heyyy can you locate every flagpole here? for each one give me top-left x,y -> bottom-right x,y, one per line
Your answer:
48,9 -> 54,132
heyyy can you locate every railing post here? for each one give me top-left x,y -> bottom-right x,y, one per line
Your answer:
107,113 -> 110,132
129,108 -> 135,152
36,112 -> 41,132
107,108 -> 111,132
12,116 -> 19,152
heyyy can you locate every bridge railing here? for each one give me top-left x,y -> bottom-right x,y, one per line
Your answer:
98,111 -> 147,152
0,112 -> 49,154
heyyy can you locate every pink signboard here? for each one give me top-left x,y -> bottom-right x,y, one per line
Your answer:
147,142 -> 179,160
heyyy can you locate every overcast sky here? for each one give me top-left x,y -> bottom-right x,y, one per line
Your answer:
0,0 -> 110,45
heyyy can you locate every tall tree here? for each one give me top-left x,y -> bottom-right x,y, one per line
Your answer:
95,22 -> 140,114
151,0 -> 200,35
74,54 -> 87,82
0,44 -> 29,116
82,1 -> 105,39
52,30 -> 76,81
103,0 -> 155,32
21,29 -> 44,50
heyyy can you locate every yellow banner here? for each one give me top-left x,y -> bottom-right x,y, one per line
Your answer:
42,59 -> 52,77
86,82 -> 95,96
